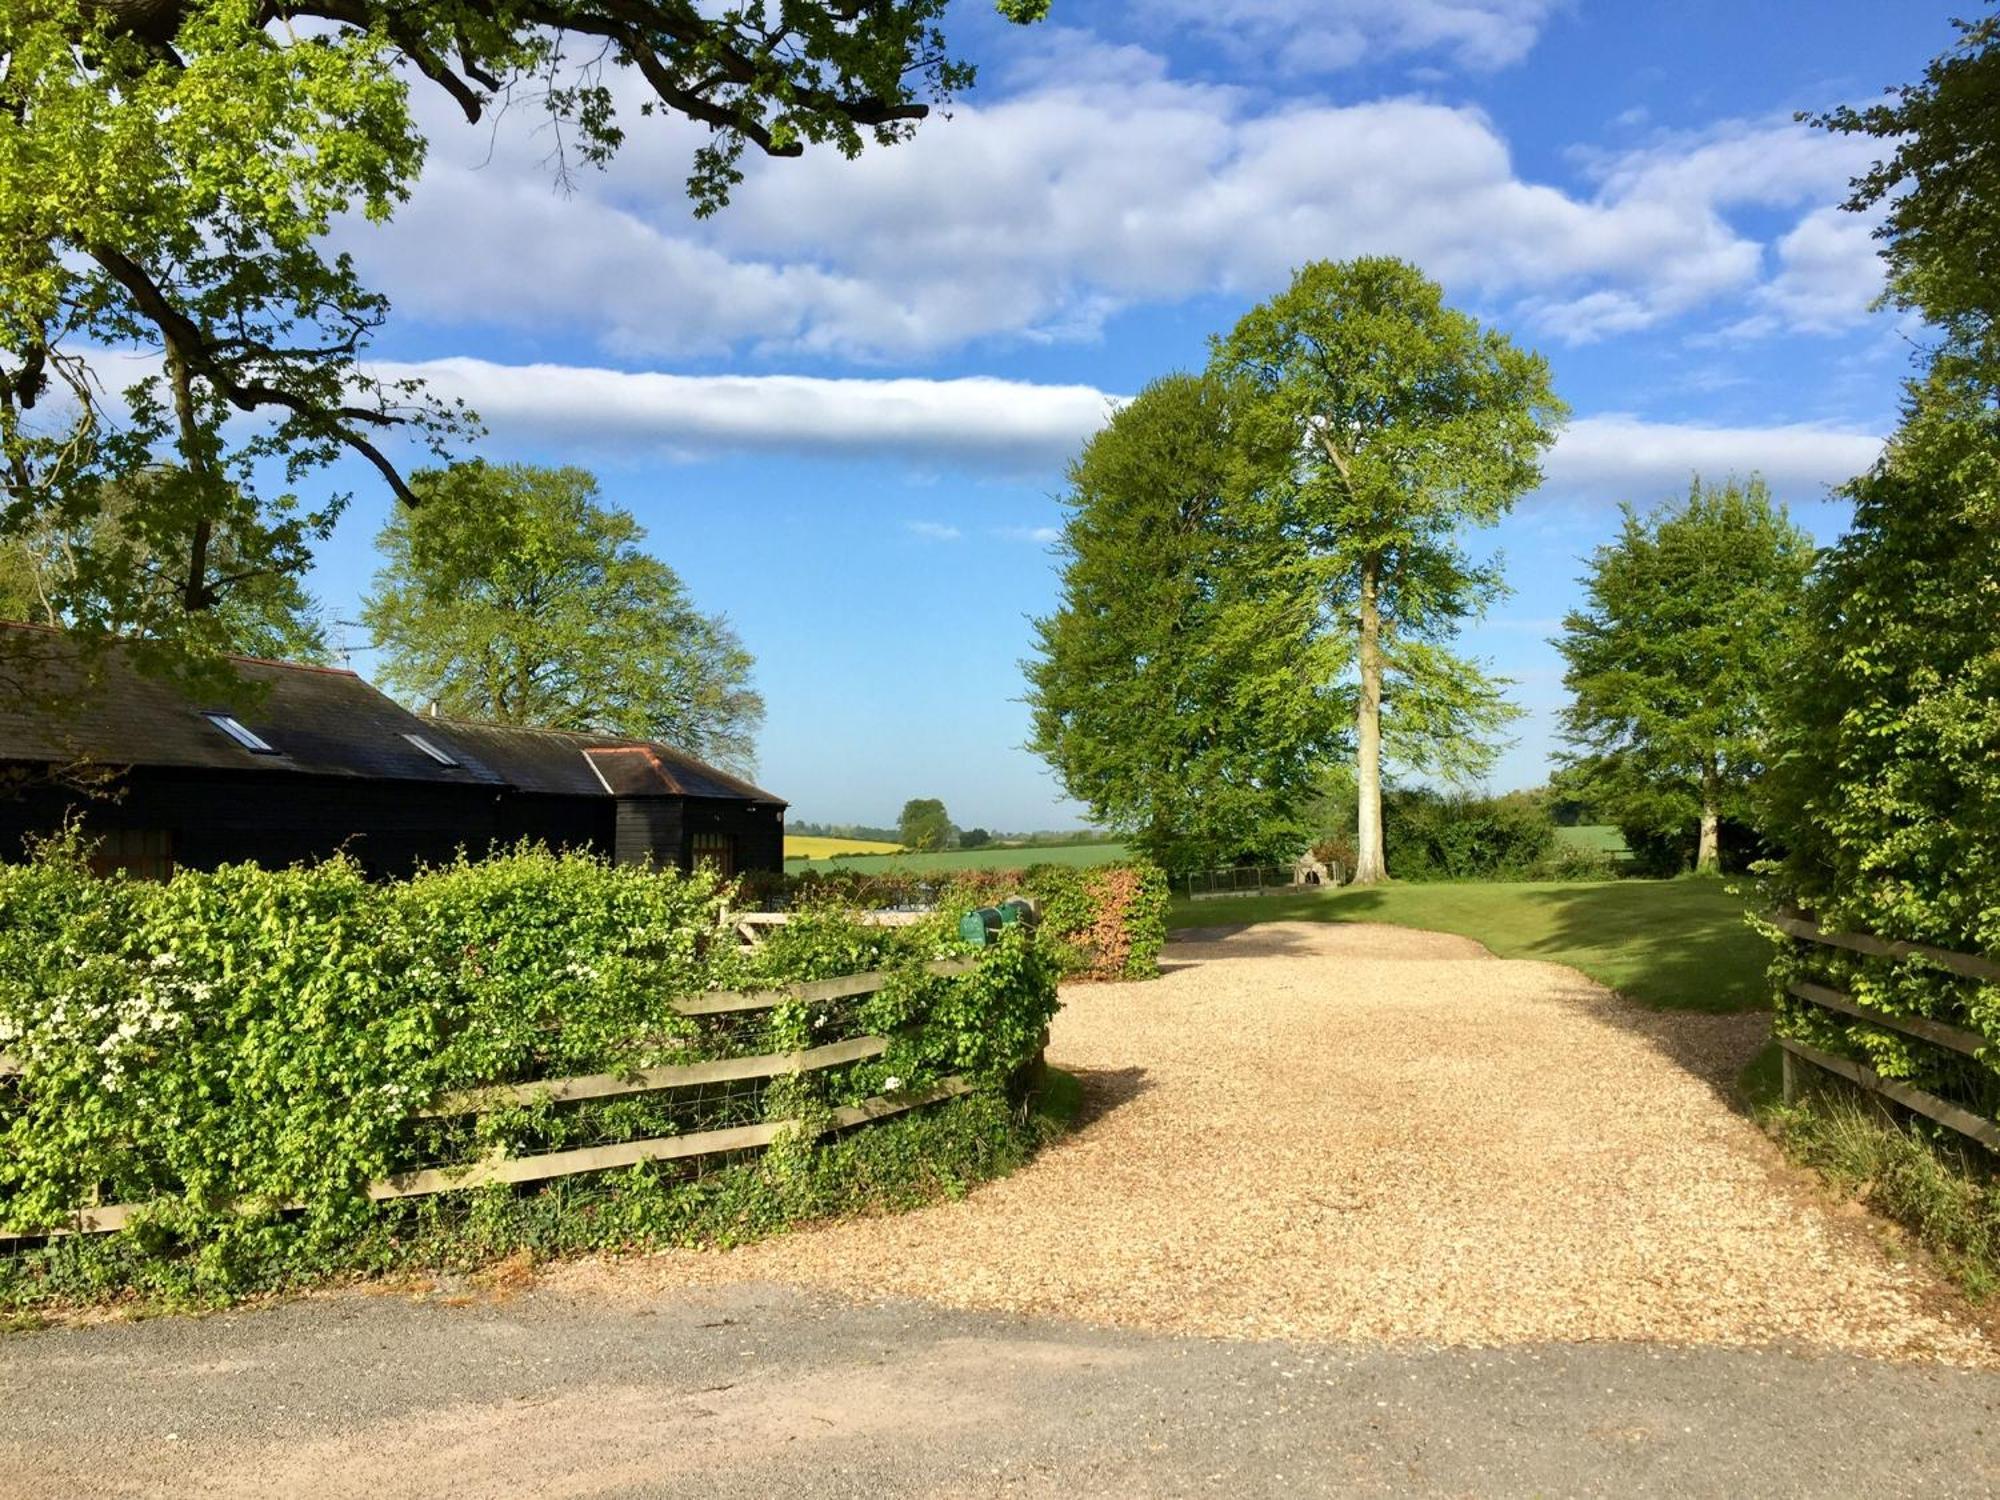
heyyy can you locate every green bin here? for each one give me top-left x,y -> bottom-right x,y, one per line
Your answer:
958,906 -> 1003,946
997,896 -> 1039,929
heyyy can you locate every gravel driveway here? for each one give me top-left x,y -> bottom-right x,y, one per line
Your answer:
574,921 -> 1996,1365
8,920 -> 1999,1497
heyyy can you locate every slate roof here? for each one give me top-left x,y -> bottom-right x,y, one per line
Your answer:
433,719 -> 785,805
0,624 -> 503,786
0,623 -> 784,805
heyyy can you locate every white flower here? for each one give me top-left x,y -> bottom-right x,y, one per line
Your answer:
882,1075 -> 904,1093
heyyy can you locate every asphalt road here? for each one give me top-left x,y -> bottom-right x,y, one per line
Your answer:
5,1280 -> 1997,1498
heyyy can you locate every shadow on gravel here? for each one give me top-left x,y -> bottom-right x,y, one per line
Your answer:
1162,924 -> 1345,960
1547,981 -> 1772,1114
1066,1065 -> 1153,1129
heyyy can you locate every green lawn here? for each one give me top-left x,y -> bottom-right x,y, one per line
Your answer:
1168,878 -> 1770,1013
784,841 -> 1132,875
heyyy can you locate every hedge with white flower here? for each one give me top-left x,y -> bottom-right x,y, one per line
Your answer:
0,835 -> 1060,1303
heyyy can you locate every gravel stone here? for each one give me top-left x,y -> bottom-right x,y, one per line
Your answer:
562,921 -> 1997,1367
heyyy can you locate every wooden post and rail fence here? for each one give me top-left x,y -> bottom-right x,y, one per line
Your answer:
0,958 -> 979,1242
1769,912 -> 2000,1154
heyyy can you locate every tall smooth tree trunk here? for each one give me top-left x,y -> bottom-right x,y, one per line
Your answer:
1695,756 -> 1722,873
1353,558 -> 1388,884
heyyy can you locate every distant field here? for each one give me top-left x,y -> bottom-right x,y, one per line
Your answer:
783,842 -> 1131,874
784,835 -> 904,860
1556,824 -> 1629,856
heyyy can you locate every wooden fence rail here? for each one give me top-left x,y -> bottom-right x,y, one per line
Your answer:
1777,913 -> 1999,1154
0,959 -> 983,1241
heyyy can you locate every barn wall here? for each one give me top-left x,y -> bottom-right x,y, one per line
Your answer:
0,766 -> 505,877
613,797 -> 685,868
496,792 -> 617,858
0,767 -> 785,879
679,797 -> 785,876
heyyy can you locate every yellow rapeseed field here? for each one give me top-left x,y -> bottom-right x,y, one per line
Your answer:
784,835 -> 905,860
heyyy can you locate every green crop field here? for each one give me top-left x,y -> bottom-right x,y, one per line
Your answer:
783,841 -> 1131,874
1555,824 -> 1630,856
1167,877 -> 1768,1013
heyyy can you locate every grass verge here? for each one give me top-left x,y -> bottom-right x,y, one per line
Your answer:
1752,1067 -> 2000,1301
1168,877 -> 1767,1013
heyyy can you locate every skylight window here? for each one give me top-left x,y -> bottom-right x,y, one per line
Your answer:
204,713 -> 277,754
403,733 -> 459,767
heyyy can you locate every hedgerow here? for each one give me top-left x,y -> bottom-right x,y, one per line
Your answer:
0,839 -> 1061,1308
753,857 -> 1171,981
1757,388 -> 2000,1136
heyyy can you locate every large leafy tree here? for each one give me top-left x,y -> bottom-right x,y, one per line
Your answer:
0,0 -> 1046,670
1025,373 -> 1347,872
1761,385 -> 2000,947
1210,258 -> 1565,883
0,473 -> 328,666
363,462 -> 763,772
1809,10 -> 2000,395
1758,12 -> 2000,955
1556,478 -> 1814,874
896,798 -> 953,852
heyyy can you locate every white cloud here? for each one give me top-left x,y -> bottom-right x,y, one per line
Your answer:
348,58 -> 1883,361
995,525 -> 1061,543
906,520 -> 964,541
372,358 -> 1882,498
1544,414 -> 1882,500
1128,0 -> 1560,75
1734,206 -> 1886,336
373,357 -> 1117,472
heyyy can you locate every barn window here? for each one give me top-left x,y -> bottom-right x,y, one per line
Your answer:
402,733 -> 458,767
203,712 -> 277,754
89,829 -> 174,882
691,832 -> 735,878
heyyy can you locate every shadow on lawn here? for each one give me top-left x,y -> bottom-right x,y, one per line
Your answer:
1341,879 -> 1772,1015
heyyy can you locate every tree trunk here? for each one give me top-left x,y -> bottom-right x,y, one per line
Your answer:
1695,758 -> 1722,874
1353,558 -> 1387,884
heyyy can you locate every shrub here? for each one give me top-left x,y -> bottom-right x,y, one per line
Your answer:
1383,789 -> 1558,881
1757,388 -> 2000,1175
0,841 -> 1061,1306
748,857 -> 1171,982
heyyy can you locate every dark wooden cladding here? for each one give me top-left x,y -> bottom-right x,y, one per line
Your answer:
0,625 -> 787,879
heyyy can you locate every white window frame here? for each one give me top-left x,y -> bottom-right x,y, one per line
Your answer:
203,712 -> 277,754
402,733 -> 459,767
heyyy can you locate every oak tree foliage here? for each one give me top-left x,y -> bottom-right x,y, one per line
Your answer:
1025,373 -> 1347,872
1555,477 -> 1814,874
0,0 -> 1046,676
897,798 -> 953,852
1210,258 -> 1565,882
1760,12 -> 2000,953
363,462 -> 763,773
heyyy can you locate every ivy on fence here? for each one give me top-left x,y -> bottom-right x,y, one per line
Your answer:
0,837 -> 1061,1307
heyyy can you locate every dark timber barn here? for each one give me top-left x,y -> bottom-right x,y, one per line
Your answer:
0,626 -> 785,879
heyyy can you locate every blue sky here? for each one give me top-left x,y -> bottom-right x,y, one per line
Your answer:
297,0 -> 1946,830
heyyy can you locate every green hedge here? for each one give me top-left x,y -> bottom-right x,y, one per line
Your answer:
1758,390 -> 2000,1150
749,857 -> 1171,981
0,838 -> 1061,1306
1381,789 -> 1612,882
